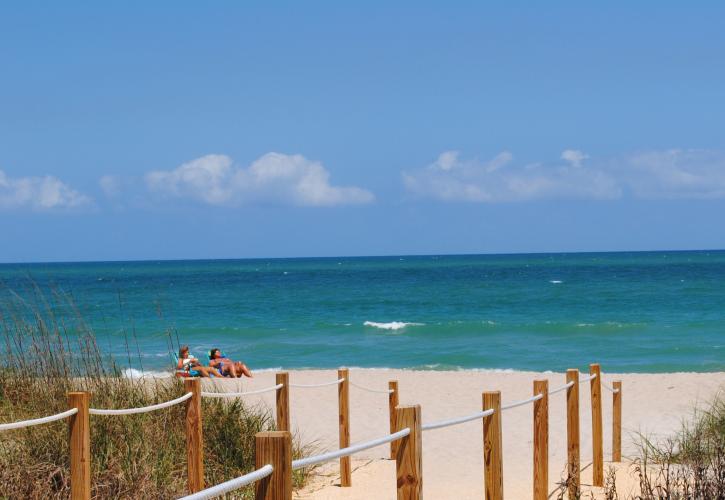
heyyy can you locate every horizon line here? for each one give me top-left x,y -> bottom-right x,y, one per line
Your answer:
2,247 -> 724,266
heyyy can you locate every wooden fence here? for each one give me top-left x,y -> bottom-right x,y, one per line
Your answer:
2,362 -> 622,500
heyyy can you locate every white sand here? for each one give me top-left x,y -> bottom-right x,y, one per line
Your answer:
207,369 -> 724,499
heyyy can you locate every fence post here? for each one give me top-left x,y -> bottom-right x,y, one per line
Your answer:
68,391 -> 91,500
276,372 -> 290,432
590,363 -> 603,486
395,405 -> 422,500
533,380 -> 549,500
255,431 -> 292,500
338,368 -> 351,487
566,369 -> 580,498
613,381 -> 622,462
184,378 -> 204,493
482,391 -> 503,500
389,380 -> 399,460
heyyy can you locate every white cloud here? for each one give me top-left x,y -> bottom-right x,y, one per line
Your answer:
404,150 -> 619,202
624,149 -> 725,199
404,148 -> 725,203
561,149 -> 588,167
145,152 -> 374,206
0,170 -> 92,210
99,175 -> 123,198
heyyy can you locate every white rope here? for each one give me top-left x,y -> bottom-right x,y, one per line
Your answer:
501,393 -> 544,411
201,384 -> 283,398
89,392 -> 192,416
548,381 -> 575,396
0,408 -> 78,431
422,408 -> 494,431
349,380 -> 395,394
602,381 -> 620,393
289,378 -> 345,388
579,373 -> 597,383
292,428 -> 411,470
177,464 -> 274,500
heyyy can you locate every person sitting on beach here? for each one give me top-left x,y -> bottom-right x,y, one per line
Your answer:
177,346 -> 223,378
208,348 -> 253,378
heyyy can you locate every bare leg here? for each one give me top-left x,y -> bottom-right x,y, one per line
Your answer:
236,362 -> 253,378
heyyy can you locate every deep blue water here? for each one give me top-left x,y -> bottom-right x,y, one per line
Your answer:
1,251 -> 723,373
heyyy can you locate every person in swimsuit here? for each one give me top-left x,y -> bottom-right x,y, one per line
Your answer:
177,346 -> 223,378
208,348 -> 253,378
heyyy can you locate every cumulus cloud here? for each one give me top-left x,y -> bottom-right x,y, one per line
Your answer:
99,175 -> 123,198
561,149 -> 588,167
403,150 -> 619,202
145,153 -> 374,207
403,148 -> 725,203
0,170 -> 91,210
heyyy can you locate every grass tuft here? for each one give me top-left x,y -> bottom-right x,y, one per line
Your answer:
0,286 -> 313,499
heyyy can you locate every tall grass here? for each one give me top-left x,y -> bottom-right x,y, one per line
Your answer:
0,286 -> 311,499
553,394 -> 724,500
630,393 -> 725,499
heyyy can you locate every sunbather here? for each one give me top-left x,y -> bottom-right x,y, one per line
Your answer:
177,346 -> 223,378
208,348 -> 253,378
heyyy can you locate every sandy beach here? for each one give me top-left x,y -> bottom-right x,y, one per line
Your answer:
204,368 -> 724,499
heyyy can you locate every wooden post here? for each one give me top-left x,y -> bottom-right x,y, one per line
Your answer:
184,378 -> 204,493
590,363 -> 603,486
389,380 -> 399,460
395,405 -> 422,500
276,372 -> 290,432
533,380 -> 549,500
613,381 -> 622,462
482,391 -> 503,500
566,369 -> 580,498
338,368 -> 351,487
255,431 -> 292,500
68,391 -> 91,500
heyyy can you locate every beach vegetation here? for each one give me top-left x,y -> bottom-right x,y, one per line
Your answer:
0,286 -> 312,499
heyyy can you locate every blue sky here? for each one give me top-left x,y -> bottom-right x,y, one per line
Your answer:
2,2 -> 725,262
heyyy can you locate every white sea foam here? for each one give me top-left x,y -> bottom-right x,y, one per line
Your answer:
122,368 -> 173,379
550,280 -> 563,284
363,321 -> 424,331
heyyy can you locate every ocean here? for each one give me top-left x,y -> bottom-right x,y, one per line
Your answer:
0,251 -> 723,373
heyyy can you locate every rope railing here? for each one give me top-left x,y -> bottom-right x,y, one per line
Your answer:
602,381 -> 620,393
289,378 -> 345,388
177,464 -> 274,500
89,392 -> 192,416
422,408 -> 494,431
0,408 -> 79,432
548,380 -> 575,396
501,392 -> 544,411
201,383 -> 283,398
349,380 -> 395,394
22,362 -> 621,500
292,428 -> 411,470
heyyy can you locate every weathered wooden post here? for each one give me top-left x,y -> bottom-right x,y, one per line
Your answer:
338,368 -> 351,487
590,363 -> 603,486
395,405 -> 422,500
68,391 -> 91,500
389,380 -> 399,459
483,391 -> 503,500
184,378 -> 204,492
566,369 -> 581,498
255,431 -> 292,500
613,380 -> 622,462
533,380 -> 549,500
275,372 -> 290,432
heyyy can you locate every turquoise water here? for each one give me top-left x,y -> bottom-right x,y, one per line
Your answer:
1,251 -> 723,373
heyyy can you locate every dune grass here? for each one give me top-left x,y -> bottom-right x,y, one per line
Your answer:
0,286 -> 312,499
630,393 -> 724,499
